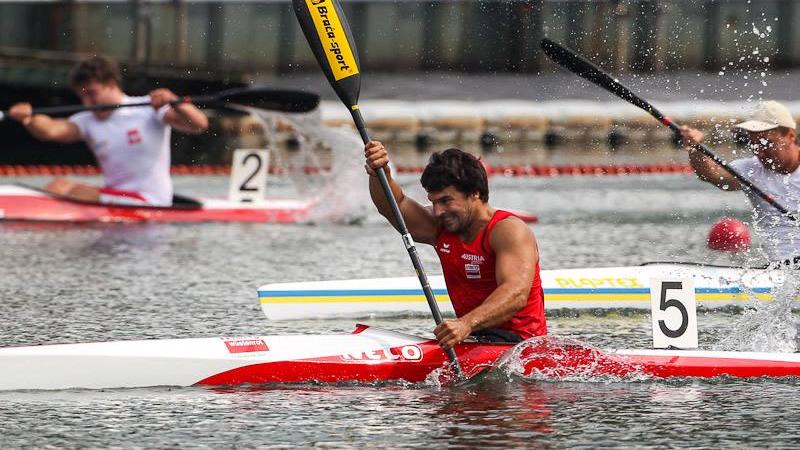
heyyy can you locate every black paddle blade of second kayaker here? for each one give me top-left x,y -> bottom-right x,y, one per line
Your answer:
540,38 -> 669,122
192,86 -> 321,113
292,0 -> 466,381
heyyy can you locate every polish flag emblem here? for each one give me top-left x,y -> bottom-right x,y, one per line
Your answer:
127,129 -> 142,145
222,337 -> 269,353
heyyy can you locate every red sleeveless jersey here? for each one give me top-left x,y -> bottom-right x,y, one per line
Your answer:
434,210 -> 547,339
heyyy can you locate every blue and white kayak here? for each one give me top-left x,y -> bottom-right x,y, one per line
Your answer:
258,263 -> 784,320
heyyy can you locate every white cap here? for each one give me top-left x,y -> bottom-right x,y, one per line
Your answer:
735,100 -> 796,132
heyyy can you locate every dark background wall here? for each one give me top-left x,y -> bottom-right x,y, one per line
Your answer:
1,0 -> 796,164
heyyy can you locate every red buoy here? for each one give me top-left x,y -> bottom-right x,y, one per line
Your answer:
707,217 -> 751,252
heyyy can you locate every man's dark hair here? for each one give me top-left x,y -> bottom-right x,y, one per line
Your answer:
69,55 -> 121,89
420,148 -> 489,202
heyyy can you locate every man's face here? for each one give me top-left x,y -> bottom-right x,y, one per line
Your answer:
74,81 -> 118,119
427,186 -> 480,235
744,128 -> 798,173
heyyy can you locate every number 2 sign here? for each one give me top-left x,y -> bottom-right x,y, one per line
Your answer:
228,149 -> 269,203
650,279 -> 698,349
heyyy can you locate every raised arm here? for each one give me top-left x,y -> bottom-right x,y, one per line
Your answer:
150,89 -> 209,134
364,140 -> 438,244
679,125 -> 741,191
8,103 -> 81,143
435,217 -> 537,348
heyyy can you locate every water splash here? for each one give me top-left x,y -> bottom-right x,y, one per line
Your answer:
493,336 -> 650,383
243,107 -> 370,224
715,266 -> 800,353
424,360 -> 494,389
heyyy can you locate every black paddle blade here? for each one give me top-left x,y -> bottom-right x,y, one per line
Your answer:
540,38 -> 666,121
293,0 -> 361,108
202,87 -> 320,113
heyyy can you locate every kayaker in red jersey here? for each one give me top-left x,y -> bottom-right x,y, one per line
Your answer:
364,141 -> 546,349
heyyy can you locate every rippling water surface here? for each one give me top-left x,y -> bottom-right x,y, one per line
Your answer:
2,168 -> 799,448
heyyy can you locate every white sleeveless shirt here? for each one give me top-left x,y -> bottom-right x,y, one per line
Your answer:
729,156 -> 800,261
69,95 -> 173,206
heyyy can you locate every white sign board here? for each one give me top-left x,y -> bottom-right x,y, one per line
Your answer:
650,279 -> 698,349
228,149 -> 269,203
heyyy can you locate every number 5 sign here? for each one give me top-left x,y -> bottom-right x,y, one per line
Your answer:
650,279 -> 698,349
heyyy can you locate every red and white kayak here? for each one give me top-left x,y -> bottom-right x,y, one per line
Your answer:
2,325 -> 800,391
0,185 -> 312,223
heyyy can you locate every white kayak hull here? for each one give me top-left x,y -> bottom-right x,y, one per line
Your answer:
258,263 -> 782,320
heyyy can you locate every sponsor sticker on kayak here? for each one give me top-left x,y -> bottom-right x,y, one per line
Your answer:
554,276 -> 644,288
340,345 -> 422,362
222,337 -> 269,353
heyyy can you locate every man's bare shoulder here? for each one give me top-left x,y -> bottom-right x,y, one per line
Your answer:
490,215 -> 535,249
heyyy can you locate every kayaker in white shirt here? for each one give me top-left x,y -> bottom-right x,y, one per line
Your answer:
680,101 -> 800,264
7,55 -> 209,206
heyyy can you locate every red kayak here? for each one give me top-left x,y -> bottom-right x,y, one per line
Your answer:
2,325 -> 799,390
0,184 -> 313,223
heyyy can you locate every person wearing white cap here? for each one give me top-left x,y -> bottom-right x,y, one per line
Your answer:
680,100 -> 800,263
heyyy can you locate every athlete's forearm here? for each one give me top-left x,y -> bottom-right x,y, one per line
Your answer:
459,283 -> 529,332
688,148 -> 741,190
25,116 -> 78,143
368,170 -> 407,231
169,104 -> 209,134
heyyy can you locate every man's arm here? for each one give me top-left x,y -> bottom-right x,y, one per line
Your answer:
8,103 -> 81,143
680,126 -> 741,191
150,89 -> 209,134
365,140 -> 438,244
434,217 -> 536,348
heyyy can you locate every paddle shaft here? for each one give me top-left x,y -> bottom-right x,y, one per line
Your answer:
30,96 -> 207,118
292,0 -> 463,379
352,108 -> 463,376
0,87 -> 320,120
540,38 -> 798,221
